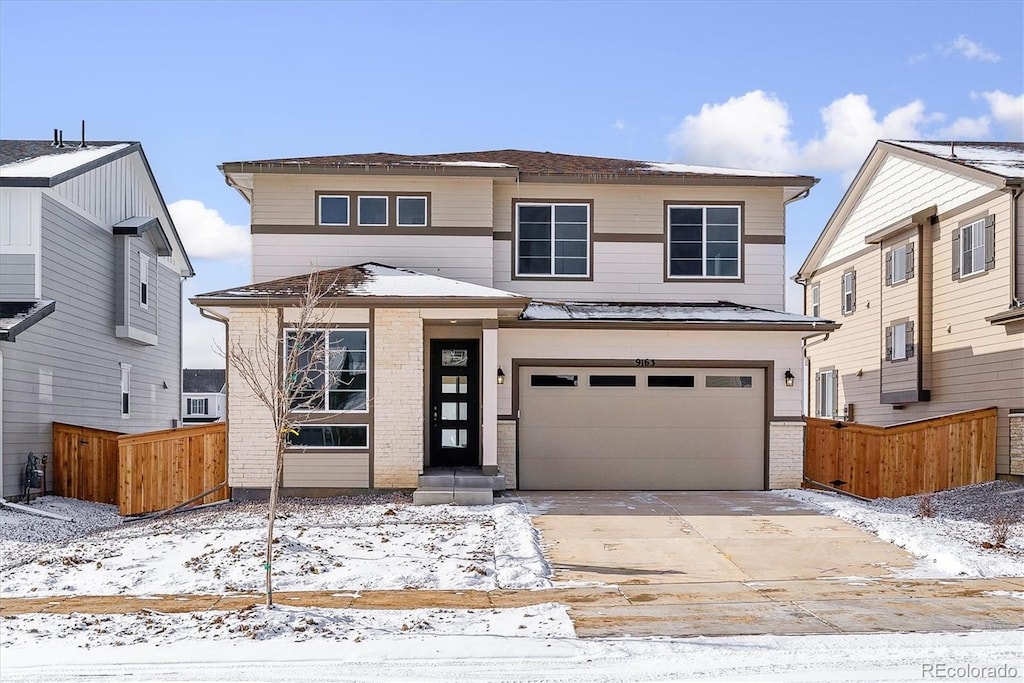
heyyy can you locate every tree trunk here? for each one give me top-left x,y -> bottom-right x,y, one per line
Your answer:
264,440 -> 285,608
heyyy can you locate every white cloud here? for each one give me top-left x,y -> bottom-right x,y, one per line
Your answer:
939,115 -> 991,139
169,199 -> 249,262
667,90 -> 799,171
981,90 -> 1024,136
944,35 -> 1000,63
612,120 -> 626,131
182,279 -> 227,369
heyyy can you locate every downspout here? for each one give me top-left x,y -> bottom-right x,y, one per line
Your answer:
1008,187 -> 1021,307
0,347 -> 4,498
793,274 -> 831,416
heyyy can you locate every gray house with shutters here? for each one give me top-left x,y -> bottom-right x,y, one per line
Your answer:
0,137 -> 193,498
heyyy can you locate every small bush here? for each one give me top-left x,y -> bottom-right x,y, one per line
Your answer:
982,514 -> 1018,550
917,494 -> 936,518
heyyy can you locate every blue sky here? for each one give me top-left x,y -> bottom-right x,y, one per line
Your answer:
2,0 -> 1022,366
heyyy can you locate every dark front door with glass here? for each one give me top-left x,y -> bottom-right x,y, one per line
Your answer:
429,340 -> 479,467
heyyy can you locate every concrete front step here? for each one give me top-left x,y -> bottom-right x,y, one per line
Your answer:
412,487 -> 494,506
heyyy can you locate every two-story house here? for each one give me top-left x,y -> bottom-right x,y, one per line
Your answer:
797,140 -> 1023,481
182,368 -> 226,424
191,150 -> 837,500
0,135 -> 193,499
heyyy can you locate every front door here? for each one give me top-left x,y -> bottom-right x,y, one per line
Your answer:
429,340 -> 480,467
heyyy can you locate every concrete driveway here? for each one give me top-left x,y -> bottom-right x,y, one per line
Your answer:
505,490 -> 1024,637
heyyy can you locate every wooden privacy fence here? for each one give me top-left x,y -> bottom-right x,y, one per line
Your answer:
52,422 -> 228,516
804,407 -> 997,499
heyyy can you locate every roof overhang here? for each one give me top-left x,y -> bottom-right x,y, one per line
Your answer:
864,205 -> 936,244
113,216 -> 172,256
0,300 -> 56,342
985,306 -> 1024,325
190,295 -> 531,310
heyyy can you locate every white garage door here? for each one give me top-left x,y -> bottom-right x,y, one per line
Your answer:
518,366 -> 765,490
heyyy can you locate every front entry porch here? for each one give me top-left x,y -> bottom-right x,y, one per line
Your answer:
412,467 -> 507,505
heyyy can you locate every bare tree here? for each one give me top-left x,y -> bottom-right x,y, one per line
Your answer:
223,271 -> 334,607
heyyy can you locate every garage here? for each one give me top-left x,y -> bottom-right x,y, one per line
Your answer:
517,366 -> 765,490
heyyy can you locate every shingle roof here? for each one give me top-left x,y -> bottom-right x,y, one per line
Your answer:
221,149 -> 813,181
0,140 -> 131,175
182,369 -> 226,394
886,141 -> 1024,180
522,300 -> 837,329
0,300 -> 56,342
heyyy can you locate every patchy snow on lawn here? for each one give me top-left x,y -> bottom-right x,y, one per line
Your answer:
784,483 -> 1024,578
0,496 -> 551,597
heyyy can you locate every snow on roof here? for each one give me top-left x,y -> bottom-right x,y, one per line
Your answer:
193,263 -> 527,301
888,141 -> 1024,180
0,299 -> 56,341
0,143 -> 130,179
523,300 -> 834,325
639,161 -> 796,178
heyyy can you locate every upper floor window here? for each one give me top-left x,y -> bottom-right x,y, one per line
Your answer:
120,363 -> 131,418
187,397 -> 209,415
319,195 -> 350,226
886,243 -> 914,286
358,196 -> 388,226
515,202 -> 590,278
810,283 -> 820,317
139,253 -> 150,309
841,269 -> 856,315
397,196 -> 428,226
666,205 -> 741,279
954,216 -> 994,280
285,329 -> 368,412
886,320 -> 915,362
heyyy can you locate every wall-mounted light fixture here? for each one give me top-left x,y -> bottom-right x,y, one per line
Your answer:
497,367 -> 505,385
783,369 -> 795,387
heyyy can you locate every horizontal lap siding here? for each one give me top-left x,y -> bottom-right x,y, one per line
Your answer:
0,253 -> 35,298
283,452 -> 370,488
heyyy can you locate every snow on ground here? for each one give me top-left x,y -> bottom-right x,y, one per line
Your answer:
0,496 -> 551,597
784,482 -> 1024,578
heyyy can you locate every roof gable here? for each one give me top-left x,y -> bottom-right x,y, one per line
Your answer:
182,369 -> 226,394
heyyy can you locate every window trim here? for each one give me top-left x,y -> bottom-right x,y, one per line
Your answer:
120,363 -> 131,419
810,282 -> 820,317
957,217 -> 987,278
357,196 -> 389,227
815,367 -> 838,418
314,192 -> 432,229
664,201 -> 744,281
285,424 -> 369,450
892,322 -> 907,361
139,253 -> 149,309
841,269 -> 856,315
284,327 -> 370,414
317,193 -> 351,226
885,318 -> 915,363
396,195 -> 429,227
513,199 -> 593,280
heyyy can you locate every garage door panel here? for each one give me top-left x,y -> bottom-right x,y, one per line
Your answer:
519,366 -> 765,490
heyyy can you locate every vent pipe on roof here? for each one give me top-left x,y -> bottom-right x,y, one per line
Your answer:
950,141 -> 957,159
57,130 -> 64,148
51,129 -> 59,147
80,120 -> 87,149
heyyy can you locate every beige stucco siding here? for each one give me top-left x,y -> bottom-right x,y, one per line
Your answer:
252,233 -> 493,285
251,174 -> 494,227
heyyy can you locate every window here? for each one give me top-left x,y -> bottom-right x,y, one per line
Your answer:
187,398 -> 209,415
815,369 -> 837,418
285,329 -> 368,412
139,253 -> 149,308
120,363 -> 131,418
287,425 -> 368,449
358,196 -> 388,226
667,204 -> 741,278
810,283 -> 820,317
886,320 -> 914,362
955,217 -> 993,279
318,195 -> 350,226
530,374 -> 578,387
397,196 -> 427,226
841,270 -> 856,315
706,375 -> 753,388
886,243 -> 915,286
515,202 -> 590,277
589,375 -> 636,387
647,375 -> 695,388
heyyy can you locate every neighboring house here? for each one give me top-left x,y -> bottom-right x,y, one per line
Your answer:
0,135 -> 194,498
191,149 -> 837,499
796,140 -> 1024,481
182,368 -> 226,423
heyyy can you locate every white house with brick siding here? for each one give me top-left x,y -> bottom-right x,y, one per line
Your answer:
191,150 -> 838,501
796,140 -> 1024,482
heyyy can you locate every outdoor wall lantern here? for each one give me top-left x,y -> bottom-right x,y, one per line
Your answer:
784,369 -> 795,387
497,367 -> 505,385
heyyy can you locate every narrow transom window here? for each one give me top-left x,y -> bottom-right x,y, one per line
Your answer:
667,205 -> 741,278
516,203 -> 590,277
287,425 -> 369,449
139,253 -> 150,308
319,195 -> 350,225
397,196 -> 428,226
960,219 -> 985,277
285,329 -> 369,412
358,196 -> 388,226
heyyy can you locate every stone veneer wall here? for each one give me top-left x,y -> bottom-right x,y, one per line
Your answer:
372,308 -> 423,488
226,308 -> 278,488
497,420 -> 517,489
768,421 -> 804,489
1010,411 -> 1024,476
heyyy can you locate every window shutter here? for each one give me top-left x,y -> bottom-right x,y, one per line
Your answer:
831,369 -> 840,418
951,228 -> 961,280
850,271 -> 856,312
906,242 -> 915,279
840,276 -> 846,312
905,320 -> 915,358
885,250 -> 893,285
984,215 -> 996,271
885,326 -> 893,361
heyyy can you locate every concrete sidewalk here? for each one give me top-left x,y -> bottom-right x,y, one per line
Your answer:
2,577 -> 1022,637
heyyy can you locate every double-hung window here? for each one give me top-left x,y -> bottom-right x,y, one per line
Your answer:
515,202 -> 590,277
956,218 -> 990,278
667,205 -> 741,278
286,329 -> 368,412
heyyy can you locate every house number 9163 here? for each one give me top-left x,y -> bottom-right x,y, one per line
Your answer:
635,359 -> 656,367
